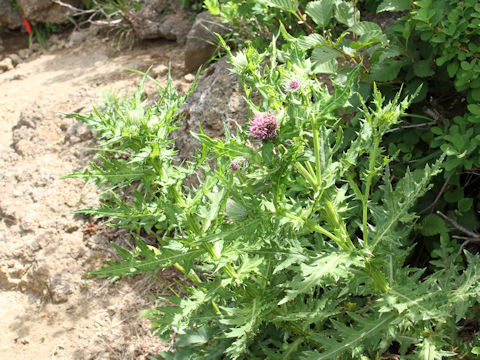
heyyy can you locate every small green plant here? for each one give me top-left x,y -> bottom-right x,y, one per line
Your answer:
69,35 -> 480,358
84,0 -> 144,53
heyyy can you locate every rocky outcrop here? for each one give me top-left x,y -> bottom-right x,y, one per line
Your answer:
176,57 -> 250,159
184,11 -> 230,73
16,0 -> 84,24
130,0 -> 192,44
0,0 -> 22,29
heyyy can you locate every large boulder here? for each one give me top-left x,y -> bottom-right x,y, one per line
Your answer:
16,0 -> 84,24
0,0 -> 22,29
129,0 -> 192,44
176,57 -> 250,159
184,11 -> 230,73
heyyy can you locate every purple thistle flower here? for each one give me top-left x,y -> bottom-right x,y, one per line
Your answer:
288,79 -> 300,91
283,76 -> 304,93
248,112 -> 278,140
230,162 -> 239,171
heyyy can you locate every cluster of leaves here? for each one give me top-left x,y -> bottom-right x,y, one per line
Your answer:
70,31 -> 480,357
248,0 -> 480,274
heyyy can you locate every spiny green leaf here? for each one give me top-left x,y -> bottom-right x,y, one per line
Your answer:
278,252 -> 362,304
301,313 -> 397,360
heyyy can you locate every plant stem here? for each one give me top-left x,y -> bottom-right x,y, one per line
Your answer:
294,162 -> 317,188
311,117 -> 322,188
362,138 -> 380,247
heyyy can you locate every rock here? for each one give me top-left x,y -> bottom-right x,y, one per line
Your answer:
0,57 -> 13,72
12,126 -> 35,155
130,0 -> 192,44
68,29 -> 87,48
0,0 -> 23,29
18,48 -> 31,59
184,73 -> 195,82
184,12 -> 230,73
176,57 -> 249,159
65,120 -> 93,144
150,63 -> 168,78
48,270 -> 72,303
8,53 -> 22,66
16,0 -> 83,25
0,35 -> 3,52
13,110 -> 41,130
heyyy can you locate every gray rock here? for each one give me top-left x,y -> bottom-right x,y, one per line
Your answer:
18,48 -> 31,59
48,270 -> 72,303
0,0 -> 22,29
16,0 -> 83,24
176,57 -> 249,159
184,11 -> 230,73
130,0 -> 192,43
0,57 -> 13,72
65,120 -> 93,144
8,53 -> 22,66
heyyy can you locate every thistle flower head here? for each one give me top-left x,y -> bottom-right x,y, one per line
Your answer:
285,78 -> 301,92
248,112 -> 278,140
282,67 -> 307,93
230,162 -> 239,171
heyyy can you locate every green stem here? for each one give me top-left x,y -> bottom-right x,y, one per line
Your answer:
284,211 -> 350,251
294,162 -> 317,188
173,263 -> 205,290
311,117 -> 322,188
364,262 -> 390,293
362,138 -> 380,247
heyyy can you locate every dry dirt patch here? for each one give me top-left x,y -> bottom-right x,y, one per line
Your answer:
0,34 -> 191,359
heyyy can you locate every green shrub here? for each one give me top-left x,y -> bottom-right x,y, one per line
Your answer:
70,38 -> 480,358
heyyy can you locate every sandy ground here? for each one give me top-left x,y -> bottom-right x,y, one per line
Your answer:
0,32 -> 191,359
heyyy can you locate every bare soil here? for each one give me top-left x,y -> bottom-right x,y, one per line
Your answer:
0,31 -> 192,359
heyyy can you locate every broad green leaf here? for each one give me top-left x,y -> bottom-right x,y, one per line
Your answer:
312,58 -> 338,74
296,33 -> 325,50
471,88 -> 480,102
420,214 -> 449,236
447,61 -> 459,78
458,198 -> 473,212
370,61 -> 403,81
467,104 -> 480,115
334,1 -> 359,27
306,0 -> 334,28
262,0 -> 297,13
414,60 -> 435,78
377,0 -> 412,12
350,21 -> 382,36
312,46 -> 342,64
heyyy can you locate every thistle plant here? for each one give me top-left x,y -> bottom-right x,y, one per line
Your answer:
69,38 -> 480,360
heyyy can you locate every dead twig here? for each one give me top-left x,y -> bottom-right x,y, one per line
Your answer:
436,211 -> 480,254
418,175 -> 451,215
388,120 -> 438,133
52,0 -> 97,15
